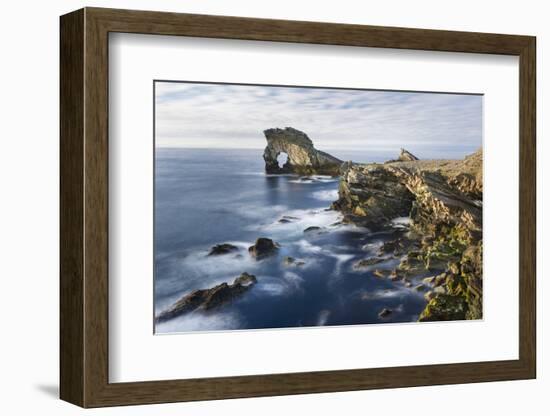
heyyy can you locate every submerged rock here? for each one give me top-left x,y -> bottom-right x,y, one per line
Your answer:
283,256 -> 305,267
303,226 -> 322,233
389,269 -> 402,281
248,238 -> 279,259
156,273 -> 257,322
378,308 -> 393,319
373,269 -> 389,278
208,243 -> 239,256
278,215 -> 299,224
263,127 -> 342,175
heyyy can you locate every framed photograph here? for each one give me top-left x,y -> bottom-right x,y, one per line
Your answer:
60,7 -> 536,407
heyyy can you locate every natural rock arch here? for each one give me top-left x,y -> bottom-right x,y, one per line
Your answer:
262,127 -> 343,175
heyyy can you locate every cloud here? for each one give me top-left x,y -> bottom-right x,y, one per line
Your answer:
155,81 -> 482,159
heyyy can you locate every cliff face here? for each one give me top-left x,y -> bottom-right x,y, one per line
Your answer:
333,149 -> 483,321
263,127 -> 342,175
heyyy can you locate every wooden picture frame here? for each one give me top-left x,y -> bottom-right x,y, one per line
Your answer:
60,7 -> 536,408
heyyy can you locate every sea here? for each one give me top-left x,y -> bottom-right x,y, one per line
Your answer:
154,147 -> 431,334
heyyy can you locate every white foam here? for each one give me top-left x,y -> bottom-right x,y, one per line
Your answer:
317,310 -> 331,326
251,208 -> 342,239
390,216 -> 411,228
288,176 -> 339,184
256,273 -> 304,296
155,310 -> 243,333
360,288 -> 408,301
312,189 -> 339,201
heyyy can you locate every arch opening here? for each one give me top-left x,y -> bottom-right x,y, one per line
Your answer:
276,152 -> 289,169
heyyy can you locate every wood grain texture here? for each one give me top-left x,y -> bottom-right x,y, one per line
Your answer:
59,7 -> 537,408
59,8 -> 84,407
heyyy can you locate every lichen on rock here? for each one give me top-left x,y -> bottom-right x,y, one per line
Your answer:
263,127 -> 342,175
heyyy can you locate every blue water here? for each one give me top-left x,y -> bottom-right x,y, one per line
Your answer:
154,148 -> 430,333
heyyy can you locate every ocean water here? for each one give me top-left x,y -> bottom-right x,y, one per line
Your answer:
154,148 -> 431,333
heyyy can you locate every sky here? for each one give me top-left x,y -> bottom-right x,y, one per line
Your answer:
155,81 -> 482,160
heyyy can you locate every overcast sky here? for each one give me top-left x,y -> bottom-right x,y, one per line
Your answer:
155,81 -> 482,159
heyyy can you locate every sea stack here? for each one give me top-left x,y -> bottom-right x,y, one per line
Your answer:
262,127 -> 343,175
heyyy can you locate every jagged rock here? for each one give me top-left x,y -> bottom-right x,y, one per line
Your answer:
424,291 -> 436,301
263,127 -> 342,175
208,243 -> 239,256
422,276 -> 437,286
418,294 -> 468,322
353,257 -> 385,270
331,163 -> 415,230
156,273 -> 257,322
385,148 -> 420,163
248,238 -> 279,259
398,148 -> 419,161
333,149 -> 483,321
377,236 -> 414,256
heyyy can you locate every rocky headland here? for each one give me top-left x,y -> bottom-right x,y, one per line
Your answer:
263,127 -> 343,175
156,128 -> 482,326
332,148 -> 483,321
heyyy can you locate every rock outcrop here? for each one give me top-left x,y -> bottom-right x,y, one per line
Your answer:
156,273 -> 257,322
333,149 -> 483,321
208,243 -> 239,256
263,127 -> 342,175
248,238 -> 279,259
385,148 -> 420,163
398,148 -> 419,161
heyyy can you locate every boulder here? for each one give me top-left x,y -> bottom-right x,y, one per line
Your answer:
248,238 -> 279,259
263,127 -> 342,175
208,243 -> 239,256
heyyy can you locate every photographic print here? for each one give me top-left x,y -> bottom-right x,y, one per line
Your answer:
154,81 -> 483,334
